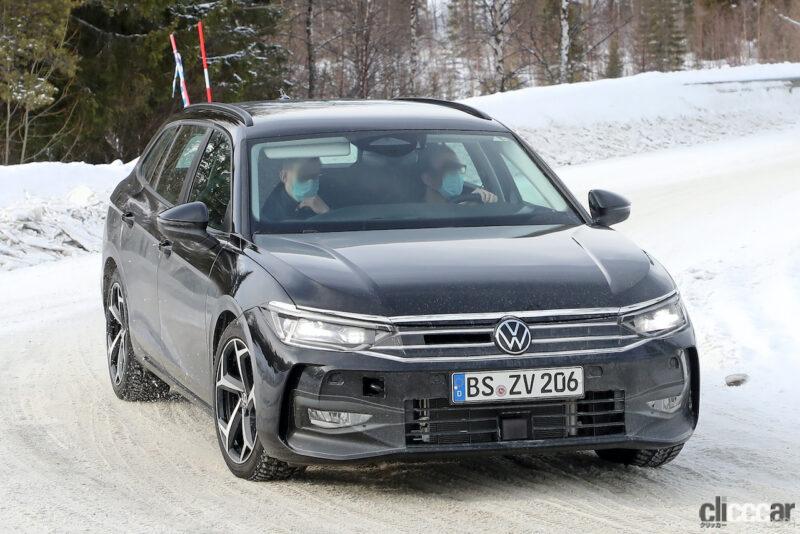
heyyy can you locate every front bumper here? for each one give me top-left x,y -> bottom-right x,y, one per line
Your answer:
247,310 -> 698,465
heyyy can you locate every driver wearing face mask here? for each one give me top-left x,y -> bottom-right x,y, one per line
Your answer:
418,144 -> 497,204
263,157 -> 329,220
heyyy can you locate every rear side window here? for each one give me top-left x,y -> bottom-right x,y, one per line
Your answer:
154,125 -> 207,204
140,127 -> 177,184
188,131 -> 232,230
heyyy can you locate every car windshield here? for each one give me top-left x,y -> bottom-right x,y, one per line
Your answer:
249,130 -> 581,233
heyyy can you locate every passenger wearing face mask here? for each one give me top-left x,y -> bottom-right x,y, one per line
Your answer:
263,157 -> 329,220
418,144 -> 497,204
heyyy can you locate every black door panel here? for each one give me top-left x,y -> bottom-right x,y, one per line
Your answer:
119,124 -> 208,378
119,187 -> 166,361
118,126 -> 179,360
157,126 -> 230,400
157,237 -> 221,398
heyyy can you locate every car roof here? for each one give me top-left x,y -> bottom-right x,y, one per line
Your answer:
177,99 -> 510,138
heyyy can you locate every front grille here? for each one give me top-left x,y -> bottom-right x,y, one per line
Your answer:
372,317 -> 641,359
405,390 -> 625,446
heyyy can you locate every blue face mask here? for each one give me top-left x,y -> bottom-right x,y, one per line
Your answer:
289,177 -> 319,202
438,171 -> 464,199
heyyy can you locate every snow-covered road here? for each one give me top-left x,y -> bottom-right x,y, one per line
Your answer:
1,130 -> 798,533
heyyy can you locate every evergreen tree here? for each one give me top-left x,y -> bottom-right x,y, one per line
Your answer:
661,0 -> 687,70
565,0 -> 587,82
67,1 -> 178,162
635,0 -> 686,72
529,0 -> 563,85
606,35 -> 623,78
0,0 -> 77,164
178,1 -> 287,102
67,0 -> 287,163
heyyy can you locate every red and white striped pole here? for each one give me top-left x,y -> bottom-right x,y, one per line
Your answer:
197,21 -> 213,103
169,33 -> 191,107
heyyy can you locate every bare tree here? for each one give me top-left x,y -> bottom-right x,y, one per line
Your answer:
559,0 -> 570,83
267,0 -> 798,102
486,0 -> 512,91
775,8 -> 800,30
409,0 -> 419,93
352,0 -> 376,97
305,0 -> 316,98
478,0 -> 522,92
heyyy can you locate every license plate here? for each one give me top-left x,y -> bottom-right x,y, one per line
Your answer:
451,367 -> 584,404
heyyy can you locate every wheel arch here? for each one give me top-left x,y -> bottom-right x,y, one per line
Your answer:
102,256 -> 119,306
212,310 -> 239,360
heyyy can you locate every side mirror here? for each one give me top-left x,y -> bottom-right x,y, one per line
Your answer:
588,189 -> 630,227
157,201 -> 215,243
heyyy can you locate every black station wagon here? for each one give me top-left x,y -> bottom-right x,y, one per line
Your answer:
102,99 -> 699,480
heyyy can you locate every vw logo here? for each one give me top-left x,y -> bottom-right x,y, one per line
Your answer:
493,317 -> 531,355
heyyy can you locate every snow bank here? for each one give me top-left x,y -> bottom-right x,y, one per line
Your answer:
0,159 -> 135,208
0,160 -> 134,270
464,63 -> 800,166
0,193 -> 109,269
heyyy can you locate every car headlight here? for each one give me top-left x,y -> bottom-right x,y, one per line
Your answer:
622,296 -> 687,336
266,302 -> 392,351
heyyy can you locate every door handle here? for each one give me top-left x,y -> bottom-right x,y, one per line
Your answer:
158,239 -> 172,256
121,211 -> 135,227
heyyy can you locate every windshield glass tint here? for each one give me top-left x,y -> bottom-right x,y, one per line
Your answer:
249,131 -> 580,233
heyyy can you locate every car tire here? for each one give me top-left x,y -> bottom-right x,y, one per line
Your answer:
595,444 -> 684,467
105,270 -> 171,401
213,320 -> 305,481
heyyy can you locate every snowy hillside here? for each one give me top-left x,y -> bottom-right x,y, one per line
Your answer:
0,63 -> 798,270
465,63 -> 800,165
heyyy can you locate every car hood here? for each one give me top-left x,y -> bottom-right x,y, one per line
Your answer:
249,225 -> 675,318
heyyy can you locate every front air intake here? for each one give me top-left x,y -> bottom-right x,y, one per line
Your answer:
405,390 -> 625,446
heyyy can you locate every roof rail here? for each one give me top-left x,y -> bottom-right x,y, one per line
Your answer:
184,103 -> 254,127
394,97 -> 492,120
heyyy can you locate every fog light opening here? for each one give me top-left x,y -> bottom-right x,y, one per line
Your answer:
307,409 -> 372,429
362,376 -> 385,398
647,393 -> 684,413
